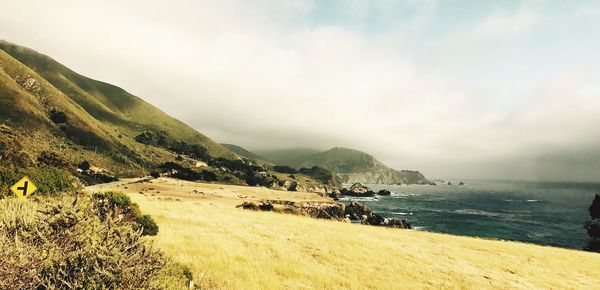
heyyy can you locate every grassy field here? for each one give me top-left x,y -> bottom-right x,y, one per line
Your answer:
90,178 -> 600,289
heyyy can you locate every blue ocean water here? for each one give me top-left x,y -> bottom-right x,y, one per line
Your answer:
340,180 -> 600,250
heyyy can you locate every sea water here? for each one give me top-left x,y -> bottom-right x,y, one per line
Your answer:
340,180 -> 600,250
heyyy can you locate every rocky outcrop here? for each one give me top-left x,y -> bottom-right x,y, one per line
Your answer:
344,201 -> 411,229
236,201 -> 274,211
298,202 -> 345,220
340,183 -> 376,197
363,213 -> 412,229
339,183 -> 394,197
237,199 -> 412,229
585,194 -> 600,240
584,194 -> 600,252
345,201 -> 373,220
589,194 -> 600,219
377,189 -> 391,196
338,169 -> 427,185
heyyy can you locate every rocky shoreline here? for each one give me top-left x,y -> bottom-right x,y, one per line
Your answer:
238,182 -> 412,229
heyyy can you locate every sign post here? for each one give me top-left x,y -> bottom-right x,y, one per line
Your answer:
10,176 -> 38,198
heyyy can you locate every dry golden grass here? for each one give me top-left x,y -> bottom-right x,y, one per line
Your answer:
90,178 -> 600,289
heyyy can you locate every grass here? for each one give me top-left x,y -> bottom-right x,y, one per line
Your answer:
93,178 -> 600,289
0,194 -> 184,289
0,40 -> 237,178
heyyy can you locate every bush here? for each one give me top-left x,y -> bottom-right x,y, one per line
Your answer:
78,160 -> 91,171
136,214 -> 159,236
150,171 -> 160,178
93,191 -> 140,221
273,165 -> 298,174
49,109 -> 67,124
1,167 -> 75,197
0,196 -> 166,289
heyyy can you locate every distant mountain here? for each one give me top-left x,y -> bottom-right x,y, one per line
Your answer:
0,40 -> 236,175
221,144 -> 262,160
256,147 -> 427,185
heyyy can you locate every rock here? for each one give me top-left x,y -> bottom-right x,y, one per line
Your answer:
298,202 -> 345,220
237,201 -> 259,210
585,219 -> 600,240
589,194 -> 600,219
341,183 -> 376,197
258,202 -> 274,211
377,189 -> 391,196
363,213 -> 385,225
236,201 -> 274,211
362,213 -> 412,229
345,201 -> 372,220
287,181 -> 298,191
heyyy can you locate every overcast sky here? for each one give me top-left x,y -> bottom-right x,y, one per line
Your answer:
1,0 -> 599,181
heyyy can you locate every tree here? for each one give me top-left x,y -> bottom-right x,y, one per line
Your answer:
49,109 -> 68,124
78,160 -> 91,171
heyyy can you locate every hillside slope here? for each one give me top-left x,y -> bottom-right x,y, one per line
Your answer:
221,143 -> 263,160
0,40 -> 236,175
259,147 -> 427,185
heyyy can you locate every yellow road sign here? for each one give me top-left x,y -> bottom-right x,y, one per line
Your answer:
10,176 -> 37,198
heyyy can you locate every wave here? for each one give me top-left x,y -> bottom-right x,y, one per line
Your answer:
391,212 -> 413,216
338,197 -> 380,202
452,209 -> 507,219
502,199 -> 540,203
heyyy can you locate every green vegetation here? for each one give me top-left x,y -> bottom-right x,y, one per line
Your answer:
0,194 -> 190,289
0,40 -> 237,179
78,160 -> 91,171
136,130 -> 211,161
48,108 -> 67,124
257,147 -> 384,173
137,214 -> 160,236
221,143 -> 263,160
0,166 -> 75,197
258,146 -> 428,184
255,147 -> 321,167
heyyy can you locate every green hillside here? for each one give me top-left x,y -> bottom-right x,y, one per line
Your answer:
0,40 -> 236,176
254,148 -> 321,167
299,147 -> 380,173
257,147 -> 427,184
221,143 -> 262,160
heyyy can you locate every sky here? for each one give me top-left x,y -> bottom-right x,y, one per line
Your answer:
1,0 -> 599,181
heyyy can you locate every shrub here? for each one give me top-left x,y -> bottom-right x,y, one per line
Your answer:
49,109 -> 67,124
0,167 -> 75,197
136,214 -> 159,236
299,166 -> 334,184
78,160 -> 91,171
273,165 -> 298,174
0,196 -> 166,289
93,191 -> 140,221
150,171 -> 160,178
26,166 -> 75,194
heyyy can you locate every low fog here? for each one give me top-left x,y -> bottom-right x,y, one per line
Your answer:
1,0 -> 599,181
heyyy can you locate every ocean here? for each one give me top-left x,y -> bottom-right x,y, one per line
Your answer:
340,180 -> 600,250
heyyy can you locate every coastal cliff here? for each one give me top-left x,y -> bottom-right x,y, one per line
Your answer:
338,169 -> 427,185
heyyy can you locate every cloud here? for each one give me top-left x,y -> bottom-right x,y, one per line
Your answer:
0,0 -> 598,181
472,4 -> 540,38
